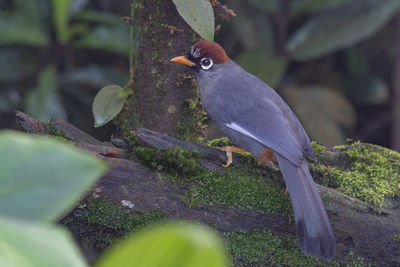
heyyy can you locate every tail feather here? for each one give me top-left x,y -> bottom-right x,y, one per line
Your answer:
275,153 -> 336,260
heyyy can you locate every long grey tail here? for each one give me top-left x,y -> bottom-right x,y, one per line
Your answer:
275,153 -> 336,261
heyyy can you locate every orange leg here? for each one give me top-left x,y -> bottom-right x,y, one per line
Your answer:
220,146 -> 248,168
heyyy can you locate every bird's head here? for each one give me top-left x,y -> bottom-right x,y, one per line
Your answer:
170,40 -> 230,73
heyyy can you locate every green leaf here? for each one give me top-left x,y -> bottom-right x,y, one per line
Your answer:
287,0 -> 400,60
171,0 -> 214,41
96,222 -> 228,267
235,48 -> 287,87
51,0 -> 72,44
25,65 -> 67,121
92,85 -> 125,127
75,24 -> 129,56
0,131 -> 107,222
0,216 -> 87,267
282,86 -> 355,146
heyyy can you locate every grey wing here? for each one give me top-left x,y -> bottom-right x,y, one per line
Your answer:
209,70 -> 311,166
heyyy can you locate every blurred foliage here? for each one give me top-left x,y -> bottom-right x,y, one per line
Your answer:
217,0 -> 399,146
0,0 -> 398,147
0,0 -> 131,138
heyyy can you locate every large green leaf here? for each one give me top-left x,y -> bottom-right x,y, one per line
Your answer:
282,86 -> 356,146
96,222 -> 228,267
235,48 -> 287,87
287,0 -> 400,60
172,0 -> 214,41
92,85 -> 125,127
25,65 -> 67,121
0,131 -> 107,222
0,216 -> 87,267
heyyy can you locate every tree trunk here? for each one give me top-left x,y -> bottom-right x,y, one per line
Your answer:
117,0 -> 203,140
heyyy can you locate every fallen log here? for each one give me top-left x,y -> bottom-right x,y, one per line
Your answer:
15,111 -> 400,266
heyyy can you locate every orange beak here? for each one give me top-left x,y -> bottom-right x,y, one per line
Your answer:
170,56 -> 195,67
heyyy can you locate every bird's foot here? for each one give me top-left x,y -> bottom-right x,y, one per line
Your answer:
220,146 -> 248,167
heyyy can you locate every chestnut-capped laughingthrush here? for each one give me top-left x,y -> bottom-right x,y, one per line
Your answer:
171,40 -> 336,261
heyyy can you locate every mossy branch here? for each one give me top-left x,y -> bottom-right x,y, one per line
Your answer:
14,111 -> 400,266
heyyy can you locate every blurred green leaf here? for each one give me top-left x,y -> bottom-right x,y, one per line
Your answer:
0,0 -> 49,46
235,48 -> 287,87
287,0 -> 400,60
0,216 -> 87,267
63,65 -> 129,88
0,131 -> 107,222
92,85 -> 125,127
172,0 -> 215,41
25,65 -> 67,121
345,75 -> 388,105
282,86 -> 356,146
75,24 -> 129,56
0,49 -> 38,82
51,0 -> 73,44
96,222 -> 228,267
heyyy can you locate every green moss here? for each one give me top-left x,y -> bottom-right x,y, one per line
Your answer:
128,138 -> 204,179
62,198 -> 165,251
311,141 -> 400,207
393,234 -> 400,243
45,124 -> 71,143
176,80 -> 207,141
208,137 -> 233,147
224,229 -> 370,267
185,167 -> 292,216
46,124 -> 66,138
311,141 -> 327,158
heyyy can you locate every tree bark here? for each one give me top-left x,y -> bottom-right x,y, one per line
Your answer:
15,111 -> 400,266
117,0 -> 202,139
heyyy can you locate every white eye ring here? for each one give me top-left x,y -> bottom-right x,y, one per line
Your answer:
200,58 -> 213,70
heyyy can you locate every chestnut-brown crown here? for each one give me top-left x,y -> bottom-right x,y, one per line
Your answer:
189,40 -> 230,64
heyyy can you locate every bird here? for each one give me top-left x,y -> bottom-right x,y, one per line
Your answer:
170,40 -> 337,261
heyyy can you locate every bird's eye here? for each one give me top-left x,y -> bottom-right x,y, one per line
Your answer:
200,57 -> 213,70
